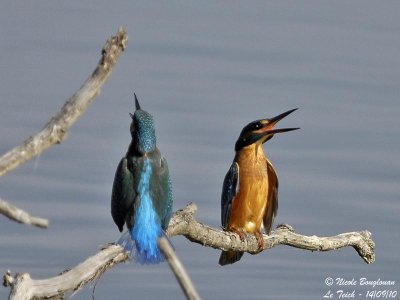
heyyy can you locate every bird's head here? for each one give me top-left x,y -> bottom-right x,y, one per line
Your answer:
129,94 -> 156,154
235,108 -> 299,151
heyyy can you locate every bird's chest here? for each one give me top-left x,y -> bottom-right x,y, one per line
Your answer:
228,149 -> 270,233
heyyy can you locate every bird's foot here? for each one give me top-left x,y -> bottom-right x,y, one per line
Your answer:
254,231 -> 265,252
230,228 -> 246,241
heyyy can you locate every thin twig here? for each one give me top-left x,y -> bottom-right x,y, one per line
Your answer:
158,237 -> 201,300
0,198 -> 48,229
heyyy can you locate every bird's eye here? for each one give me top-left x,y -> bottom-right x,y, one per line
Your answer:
254,123 -> 261,130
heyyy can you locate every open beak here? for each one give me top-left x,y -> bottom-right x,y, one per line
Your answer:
261,108 -> 299,135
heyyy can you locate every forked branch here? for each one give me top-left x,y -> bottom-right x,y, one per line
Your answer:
3,203 -> 375,300
0,27 -> 128,228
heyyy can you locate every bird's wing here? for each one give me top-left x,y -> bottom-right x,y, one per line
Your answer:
111,157 -> 136,232
221,162 -> 239,228
147,149 -> 173,231
263,159 -> 278,234
156,156 -> 173,230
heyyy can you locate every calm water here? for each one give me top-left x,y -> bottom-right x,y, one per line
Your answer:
1,2 -> 399,299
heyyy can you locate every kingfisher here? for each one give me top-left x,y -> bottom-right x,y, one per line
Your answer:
219,108 -> 299,266
111,94 -> 173,264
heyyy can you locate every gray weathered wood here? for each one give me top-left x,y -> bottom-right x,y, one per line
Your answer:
0,198 -> 48,228
158,237 -> 201,300
168,204 -> 375,264
3,203 -> 375,300
3,245 -> 128,300
0,27 -> 127,177
0,27 -> 128,227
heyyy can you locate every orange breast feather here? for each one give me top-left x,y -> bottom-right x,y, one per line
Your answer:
228,145 -> 270,234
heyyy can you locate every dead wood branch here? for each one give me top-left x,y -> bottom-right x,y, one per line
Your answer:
0,198 -> 48,228
158,237 -> 201,300
0,27 -> 127,177
0,27 -> 128,227
3,203 -> 375,300
167,203 -> 375,264
3,245 -> 128,300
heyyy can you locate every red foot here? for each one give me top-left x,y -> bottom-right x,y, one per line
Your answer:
254,231 -> 265,252
230,228 -> 246,241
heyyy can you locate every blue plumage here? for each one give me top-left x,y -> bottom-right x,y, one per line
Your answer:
131,110 -> 156,153
117,160 -> 164,263
111,94 -> 173,264
132,160 -> 161,260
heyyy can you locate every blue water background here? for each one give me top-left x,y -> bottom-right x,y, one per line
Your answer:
0,2 -> 399,299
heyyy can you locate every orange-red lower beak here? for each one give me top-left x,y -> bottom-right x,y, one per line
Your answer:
261,108 -> 299,135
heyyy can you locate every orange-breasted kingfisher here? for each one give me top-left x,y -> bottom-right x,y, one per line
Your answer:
219,108 -> 299,266
111,94 -> 173,264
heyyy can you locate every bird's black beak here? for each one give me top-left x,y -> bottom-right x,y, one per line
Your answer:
129,93 -> 141,119
260,108 -> 299,135
134,93 -> 141,110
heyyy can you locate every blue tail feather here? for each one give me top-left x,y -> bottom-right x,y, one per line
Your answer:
117,230 -> 171,264
117,159 -> 172,264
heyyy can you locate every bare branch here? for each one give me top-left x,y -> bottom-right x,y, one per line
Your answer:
0,27 -> 128,177
3,203 -> 375,299
3,245 -> 128,300
0,27 -> 128,228
158,237 -> 201,300
167,203 -> 375,264
0,198 -> 48,229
